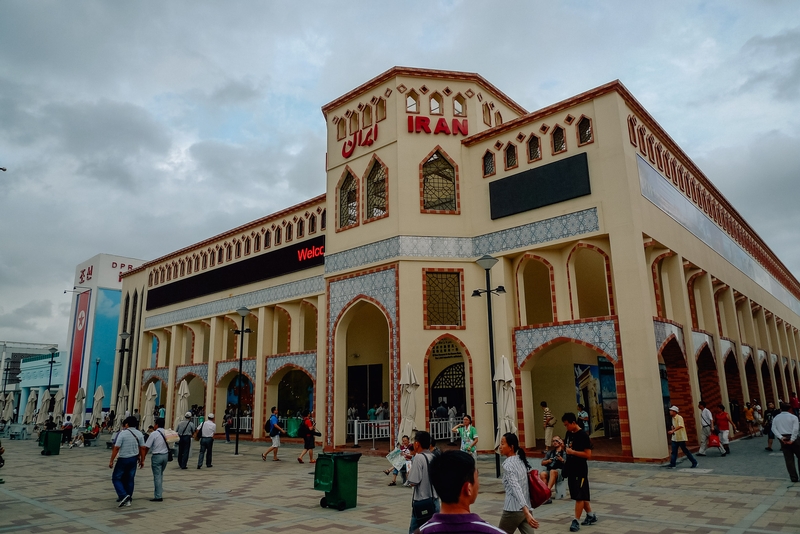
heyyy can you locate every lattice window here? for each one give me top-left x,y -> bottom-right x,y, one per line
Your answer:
483,151 -> 495,177
426,271 -> 462,326
432,362 -> 465,389
365,160 -> 387,219
528,135 -> 541,161
431,338 -> 462,360
552,125 -> 566,154
339,172 -> 358,227
505,144 -> 517,168
578,116 -> 593,145
422,151 -> 456,211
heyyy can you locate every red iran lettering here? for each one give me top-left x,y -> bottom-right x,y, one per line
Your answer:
452,119 -> 468,136
408,116 -> 414,132
415,116 -> 431,133
433,118 -> 451,135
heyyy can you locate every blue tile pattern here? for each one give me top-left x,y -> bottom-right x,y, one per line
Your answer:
145,276 -> 325,329
142,368 -> 169,385
266,353 -> 317,382
326,267 -> 398,445
215,359 -> 257,385
325,208 -> 599,273
692,331 -> 715,362
175,364 -> 208,385
653,320 -> 686,358
514,319 -> 618,368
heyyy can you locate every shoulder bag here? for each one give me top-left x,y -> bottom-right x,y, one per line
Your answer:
156,429 -> 174,462
193,422 -> 203,442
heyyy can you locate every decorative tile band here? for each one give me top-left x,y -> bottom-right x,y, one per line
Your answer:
653,320 -> 685,356
266,352 -> 317,382
514,319 -> 618,367
324,208 -> 599,273
215,359 -> 257,385
142,368 -> 169,385
144,276 -> 325,329
175,364 -> 208,385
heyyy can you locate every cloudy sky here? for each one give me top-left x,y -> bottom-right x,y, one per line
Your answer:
1,1 -> 799,349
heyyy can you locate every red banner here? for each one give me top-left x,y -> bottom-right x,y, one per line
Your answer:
66,291 -> 90,413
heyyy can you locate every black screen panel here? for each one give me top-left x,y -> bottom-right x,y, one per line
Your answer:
489,152 -> 590,219
146,235 -> 325,310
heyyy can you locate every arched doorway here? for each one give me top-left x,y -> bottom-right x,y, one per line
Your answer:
518,256 -> 554,325
427,336 -> 470,420
277,369 -> 314,416
571,247 -> 611,319
226,374 -> 254,411
521,340 -> 620,451
696,346 -> 722,414
658,338 -> 697,443
723,353 -> 744,424
335,300 -> 390,442
760,361 -> 775,403
215,371 -> 255,431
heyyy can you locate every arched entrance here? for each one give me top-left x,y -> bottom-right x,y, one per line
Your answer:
696,346 -> 722,413
335,299 -> 390,443
517,256 -> 554,325
521,339 -> 620,452
760,361 -> 775,403
277,369 -> 314,416
427,336 -> 470,419
723,353 -> 744,424
658,338 -> 697,443
215,371 -> 255,431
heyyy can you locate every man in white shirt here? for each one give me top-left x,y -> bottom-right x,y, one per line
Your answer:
143,417 -> 170,502
109,416 -> 145,507
696,401 -> 715,455
197,413 -> 217,469
175,412 -> 195,469
772,403 -> 800,483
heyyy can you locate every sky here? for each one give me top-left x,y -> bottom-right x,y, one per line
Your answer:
1,1 -> 799,350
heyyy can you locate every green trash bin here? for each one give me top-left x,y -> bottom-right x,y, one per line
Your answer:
286,418 -> 301,438
41,430 -> 61,456
314,452 -> 362,511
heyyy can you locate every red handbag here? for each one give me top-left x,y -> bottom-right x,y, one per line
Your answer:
707,433 -> 721,448
528,469 -> 552,508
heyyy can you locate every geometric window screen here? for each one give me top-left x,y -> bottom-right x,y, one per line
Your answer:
339,172 -> 358,228
365,161 -> 387,219
422,151 -> 456,211
425,271 -> 462,326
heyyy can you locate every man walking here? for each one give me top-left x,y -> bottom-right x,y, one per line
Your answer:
408,431 -> 439,533
142,417 -> 169,502
771,402 -> 800,482
540,401 -> 555,452
261,406 -> 285,461
175,412 -> 195,469
196,413 -> 216,469
697,401 -> 714,456
562,412 -> 596,531
109,416 -> 145,507
663,406 -> 698,468
764,402 -> 781,451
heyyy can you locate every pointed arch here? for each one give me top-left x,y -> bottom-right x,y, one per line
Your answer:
423,333 -> 475,430
420,145 -> 460,214
567,242 -> 615,320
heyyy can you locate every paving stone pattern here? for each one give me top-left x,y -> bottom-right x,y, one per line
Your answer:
0,435 -> 798,533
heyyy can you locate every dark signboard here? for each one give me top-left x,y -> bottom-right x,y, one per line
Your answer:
489,152 -> 591,219
146,235 -> 325,310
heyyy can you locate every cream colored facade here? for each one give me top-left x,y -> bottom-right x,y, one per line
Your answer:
116,67 -> 800,461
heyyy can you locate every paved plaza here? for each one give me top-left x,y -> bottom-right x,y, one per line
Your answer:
0,435 -> 798,534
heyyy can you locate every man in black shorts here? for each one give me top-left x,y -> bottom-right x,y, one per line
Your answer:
562,412 -> 596,531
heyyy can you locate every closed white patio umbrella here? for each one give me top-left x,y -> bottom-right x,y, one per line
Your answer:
397,363 -> 419,443
0,393 -> 5,419
89,385 -> 105,427
52,389 -> 65,426
23,389 -> 38,424
2,394 -> 15,423
142,382 -> 157,430
36,389 -> 52,426
71,388 -> 86,428
494,355 -> 518,448
174,380 -> 190,429
114,384 -> 129,431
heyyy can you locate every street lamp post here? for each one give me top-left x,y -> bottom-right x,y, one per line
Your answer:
472,254 -> 506,478
118,332 -> 131,413
93,358 -> 101,396
47,347 -> 58,413
233,306 -> 252,456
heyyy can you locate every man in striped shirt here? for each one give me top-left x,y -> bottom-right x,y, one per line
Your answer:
415,450 -> 505,534
541,401 -> 555,451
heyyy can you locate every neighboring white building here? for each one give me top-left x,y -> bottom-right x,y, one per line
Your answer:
63,254 -> 144,415
1,341 -> 60,422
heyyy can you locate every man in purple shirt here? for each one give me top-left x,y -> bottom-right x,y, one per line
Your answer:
415,450 -> 505,534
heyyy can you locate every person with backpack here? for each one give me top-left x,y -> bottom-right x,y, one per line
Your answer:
261,406 -> 285,461
297,409 -> 318,464
562,412 -> 596,531
497,433 -> 538,533
407,431 -> 439,533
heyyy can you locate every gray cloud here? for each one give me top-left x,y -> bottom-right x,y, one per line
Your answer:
740,28 -> 800,100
